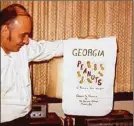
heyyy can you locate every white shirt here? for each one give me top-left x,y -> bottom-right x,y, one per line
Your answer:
1,39 -> 63,123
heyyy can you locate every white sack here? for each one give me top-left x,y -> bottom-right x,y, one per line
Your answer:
62,37 -> 117,116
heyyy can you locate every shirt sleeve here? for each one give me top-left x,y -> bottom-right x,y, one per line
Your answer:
26,39 -> 64,62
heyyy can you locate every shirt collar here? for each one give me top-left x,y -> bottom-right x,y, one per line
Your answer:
1,47 -> 13,58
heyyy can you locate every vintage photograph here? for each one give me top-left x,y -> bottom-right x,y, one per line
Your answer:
0,1 -> 133,126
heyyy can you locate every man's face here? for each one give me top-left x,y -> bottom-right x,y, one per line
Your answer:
1,16 -> 32,53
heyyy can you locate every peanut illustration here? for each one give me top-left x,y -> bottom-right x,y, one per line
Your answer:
77,71 -> 81,77
100,64 -> 104,70
94,64 -> 97,71
80,76 -> 84,84
87,78 -> 92,83
87,61 -> 91,68
98,71 -> 103,76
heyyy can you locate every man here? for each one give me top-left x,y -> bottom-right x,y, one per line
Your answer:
0,4 -> 98,126
0,4 -> 64,126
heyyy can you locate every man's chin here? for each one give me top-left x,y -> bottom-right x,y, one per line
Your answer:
13,47 -> 21,52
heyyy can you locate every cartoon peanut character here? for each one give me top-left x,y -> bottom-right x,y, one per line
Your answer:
77,71 -> 81,77
98,71 -> 103,76
87,78 -> 92,83
79,76 -> 84,84
100,64 -> 104,70
87,61 -> 91,68
94,64 -> 97,71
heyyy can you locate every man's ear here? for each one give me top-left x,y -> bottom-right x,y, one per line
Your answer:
1,25 -> 9,37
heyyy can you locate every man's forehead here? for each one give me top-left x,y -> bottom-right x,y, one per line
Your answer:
11,16 -> 32,33
13,16 -> 31,27
16,16 -> 31,23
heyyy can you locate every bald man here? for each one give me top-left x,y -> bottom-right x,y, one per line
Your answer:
0,4 -> 98,126
0,4 -> 64,126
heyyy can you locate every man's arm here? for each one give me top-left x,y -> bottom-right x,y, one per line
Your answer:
26,39 -> 63,62
27,36 -> 98,62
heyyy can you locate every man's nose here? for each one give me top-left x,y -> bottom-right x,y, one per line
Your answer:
23,35 -> 29,45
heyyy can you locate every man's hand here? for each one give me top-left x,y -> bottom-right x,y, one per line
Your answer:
78,35 -> 99,39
